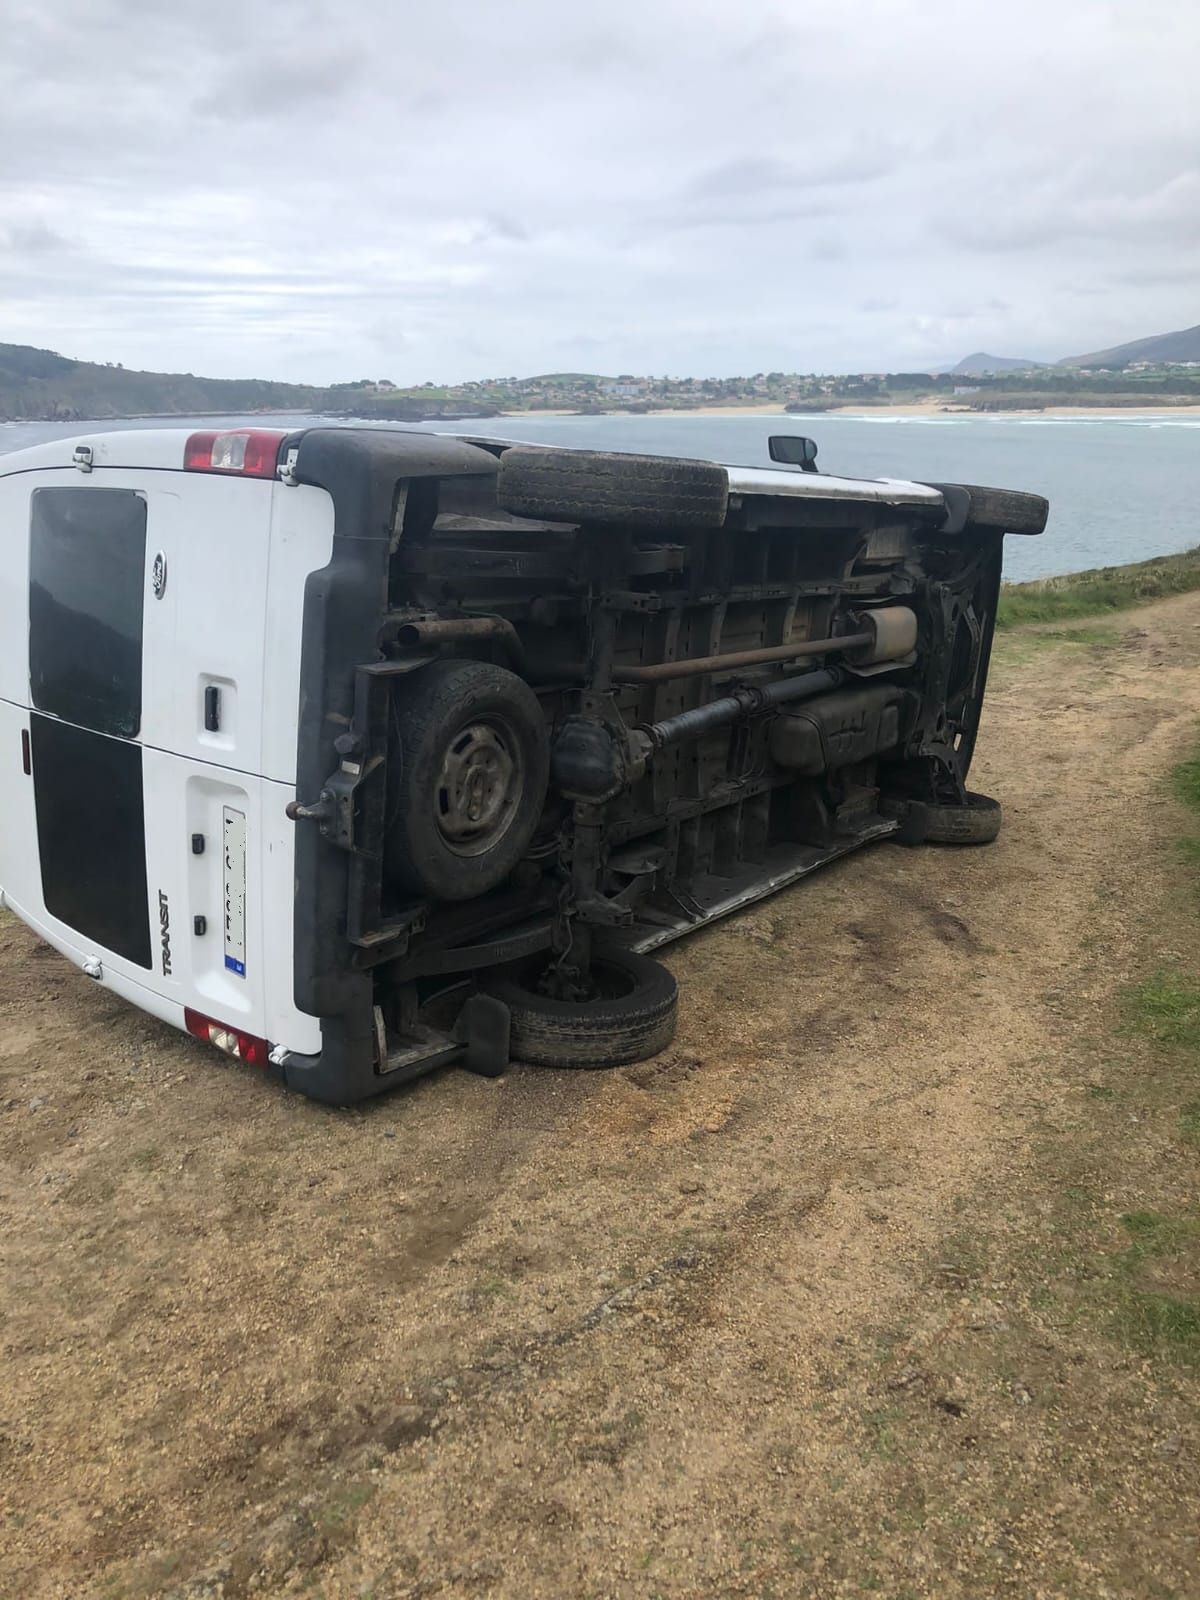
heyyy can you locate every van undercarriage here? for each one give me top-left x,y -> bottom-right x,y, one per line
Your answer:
280,430 -> 1044,1102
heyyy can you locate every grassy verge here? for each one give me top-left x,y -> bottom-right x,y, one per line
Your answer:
1088,741 -> 1200,1363
997,545 -> 1200,628
841,730 -> 1200,1592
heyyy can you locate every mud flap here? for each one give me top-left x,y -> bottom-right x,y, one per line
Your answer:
455,993 -> 511,1078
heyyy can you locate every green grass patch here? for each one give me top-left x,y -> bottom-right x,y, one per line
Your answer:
1024,623 -> 1119,649
1109,1211 -> 1200,1362
990,622 -> 1120,671
1120,1209 -> 1200,1256
1169,750 -> 1200,876
1173,755 -> 1200,814
314,1477 -> 377,1534
1118,1291 -> 1200,1359
997,546 -> 1200,629
1123,969 -> 1200,1051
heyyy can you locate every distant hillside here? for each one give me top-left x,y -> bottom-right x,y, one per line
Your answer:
0,342 -> 511,422
1059,324 -> 1200,370
952,352 -> 1043,376
0,341 -> 322,421
522,372 -> 609,384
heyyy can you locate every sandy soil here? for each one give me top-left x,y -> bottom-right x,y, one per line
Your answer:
4,597 -> 1200,1598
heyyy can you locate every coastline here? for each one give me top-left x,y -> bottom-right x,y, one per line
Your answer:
8,399 -> 1200,428
496,399 -> 1200,421
821,400 -> 1200,420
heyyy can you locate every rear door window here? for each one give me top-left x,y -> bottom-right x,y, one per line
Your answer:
29,487 -> 146,737
30,714 -> 152,968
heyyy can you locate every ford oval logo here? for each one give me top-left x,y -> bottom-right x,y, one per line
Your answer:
152,551 -> 167,599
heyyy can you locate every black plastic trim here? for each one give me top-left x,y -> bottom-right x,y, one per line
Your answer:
287,426 -> 501,1104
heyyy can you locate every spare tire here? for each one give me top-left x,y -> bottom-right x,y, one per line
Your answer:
385,658 -> 549,902
483,949 -> 678,1068
496,446 -> 729,530
955,484 -> 1048,534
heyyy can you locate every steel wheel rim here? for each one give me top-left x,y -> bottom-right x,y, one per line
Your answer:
435,716 -> 524,857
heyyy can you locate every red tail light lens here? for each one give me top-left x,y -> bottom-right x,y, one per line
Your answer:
184,1008 -> 270,1067
183,429 -> 285,478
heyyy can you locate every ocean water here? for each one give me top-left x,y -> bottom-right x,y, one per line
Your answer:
3,409 -> 1197,583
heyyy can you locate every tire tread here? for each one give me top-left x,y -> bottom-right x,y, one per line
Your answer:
956,484 -> 1048,534
497,447 -> 729,530
485,951 -> 678,1068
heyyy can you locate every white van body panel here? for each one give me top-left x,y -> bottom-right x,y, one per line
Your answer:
0,884 -> 191,1035
151,752 -> 320,1055
0,728 -> 319,1055
724,465 -> 944,507
161,474 -> 274,775
0,432 -> 334,1059
0,470 -> 39,704
446,431 -> 944,508
0,429 -> 218,478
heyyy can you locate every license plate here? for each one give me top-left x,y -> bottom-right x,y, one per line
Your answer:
222,807 -> 247,976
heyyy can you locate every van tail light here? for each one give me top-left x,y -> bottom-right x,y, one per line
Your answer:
185,1007 -> 270,1067
183,429 -> 286,478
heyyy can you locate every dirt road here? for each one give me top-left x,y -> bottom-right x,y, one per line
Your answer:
4,596 -> 1200,1599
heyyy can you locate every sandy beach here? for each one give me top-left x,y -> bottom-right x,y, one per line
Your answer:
512,399 -> 1200,421
823,399 -> 1200,420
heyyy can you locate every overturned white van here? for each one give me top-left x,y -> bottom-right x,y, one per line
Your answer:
0,426 -> 1046,1102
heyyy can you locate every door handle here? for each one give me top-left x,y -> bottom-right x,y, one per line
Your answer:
204,685 -> 221,733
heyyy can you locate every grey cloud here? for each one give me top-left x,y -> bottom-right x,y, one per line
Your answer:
686,149 -> 894,201
808,236 -> 847,262
1105,261 -> 1200,287
196,46 -> 365,119
474,215 -> 532,245
0,0 -> 1196,379
655,200 -> 839,234
4,221 -> 72,254
946,176 -> 1200,254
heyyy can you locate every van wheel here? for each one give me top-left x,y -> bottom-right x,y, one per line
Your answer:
386,659 -> 549,902
483,950 -> 678,1067
884,790 -> 1002,846
496,447 -> 729,530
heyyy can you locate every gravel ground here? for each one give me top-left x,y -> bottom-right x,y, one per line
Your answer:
3,596 -> 1200,1599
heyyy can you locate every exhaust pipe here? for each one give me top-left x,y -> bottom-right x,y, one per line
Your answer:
612,606 -> 917,684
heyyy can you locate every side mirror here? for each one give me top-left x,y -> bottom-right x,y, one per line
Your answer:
768,434 -> 819,472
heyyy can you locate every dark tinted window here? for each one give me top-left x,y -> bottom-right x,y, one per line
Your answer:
29,488 -> 146,737
31,714 -> 152,968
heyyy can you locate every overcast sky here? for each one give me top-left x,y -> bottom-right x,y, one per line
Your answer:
1,0 -> 1197,383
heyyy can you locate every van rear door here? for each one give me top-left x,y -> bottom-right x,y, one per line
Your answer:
0,435 -> 333,1058
18,477 -> 160,975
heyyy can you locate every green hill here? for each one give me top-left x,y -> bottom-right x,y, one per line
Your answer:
951,352 -> 1044,376
522,372 -> 609,384
1059,324 -> 1200,370
0,341 -> 322,421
